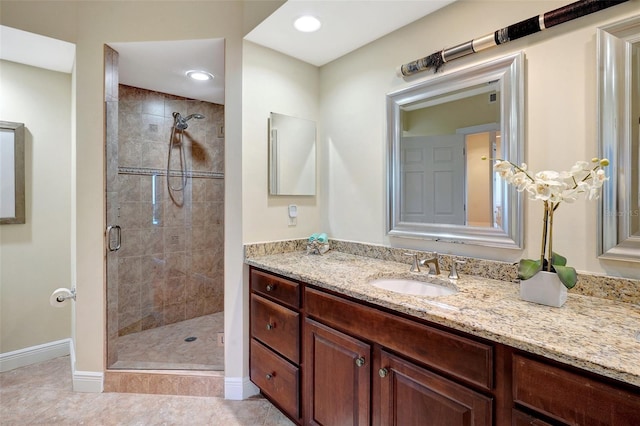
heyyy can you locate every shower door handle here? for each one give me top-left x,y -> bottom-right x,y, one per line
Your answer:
106,225 -> 121,252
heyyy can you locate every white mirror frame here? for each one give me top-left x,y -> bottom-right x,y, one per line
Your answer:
387,52 -> 524,249
598,16 -> 640,262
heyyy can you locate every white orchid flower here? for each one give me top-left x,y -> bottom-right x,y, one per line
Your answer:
571,161 -> 590,173
591,169 -> 608,187
489,157 -> 609,289
509,171 -> 530,191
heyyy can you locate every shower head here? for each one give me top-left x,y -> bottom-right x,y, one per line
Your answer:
172,112 -> 205,130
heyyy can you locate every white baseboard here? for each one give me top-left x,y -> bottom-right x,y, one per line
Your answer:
68,339 -> 103,393
0,338 -> 71,372
73,370 -> 104,392
225,376 -> 259,400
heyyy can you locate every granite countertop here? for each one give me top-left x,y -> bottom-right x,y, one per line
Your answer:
245,250 -> 640,388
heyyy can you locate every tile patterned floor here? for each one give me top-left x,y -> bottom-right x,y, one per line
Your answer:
0,356 -> 295,425
113,313 -> 224,370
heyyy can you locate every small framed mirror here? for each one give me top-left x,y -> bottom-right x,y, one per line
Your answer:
387,52 -> 524,248
597,16 -> 640,262
0,120 -> 26,225
269,112 -> 316,196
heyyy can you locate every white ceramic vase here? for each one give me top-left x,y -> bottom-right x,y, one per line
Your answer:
519,270 -> 568,307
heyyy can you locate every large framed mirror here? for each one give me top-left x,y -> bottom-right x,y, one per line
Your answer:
0,120 -> 26,224
387,52 -> 524,248
269,112 -> 316,196
598,16 -> 640,262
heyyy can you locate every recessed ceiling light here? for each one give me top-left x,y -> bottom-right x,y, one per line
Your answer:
294,15 -> 321,33
186,70 -> 214,81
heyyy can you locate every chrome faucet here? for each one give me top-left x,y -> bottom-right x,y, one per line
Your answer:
420,253 -> 440,276
404,253 -> 421,272
448,259 -> 467,280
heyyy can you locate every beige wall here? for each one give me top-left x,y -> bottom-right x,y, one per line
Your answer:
242,41 -> 321,243
320,0 -> 640,279
0,60 -> 72,352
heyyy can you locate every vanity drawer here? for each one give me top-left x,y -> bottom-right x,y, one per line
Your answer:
305,287 -> 493,390
513,354 -> 640,425
512,409 -> 552,425
250,339 -> 300,421
251,268 -> 301,309
251,293 -> 300,364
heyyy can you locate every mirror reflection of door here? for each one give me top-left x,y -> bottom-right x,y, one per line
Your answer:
400,127 -> 501,227
400,135 -> 465,225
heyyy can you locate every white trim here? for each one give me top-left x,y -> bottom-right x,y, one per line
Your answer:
224,376 -> 259,400
0,338 -> 71,372
72,370 -> 104,393
68,338 -> 103,392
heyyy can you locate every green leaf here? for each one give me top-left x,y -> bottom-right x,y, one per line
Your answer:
518,259 -> 541,280
553,264 -> 577,289
551,252 -> 568,267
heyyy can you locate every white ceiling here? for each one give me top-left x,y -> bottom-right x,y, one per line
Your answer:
108,39 -> 225,105
0,25 -> 75,73
245,0 -> 456,67
1,0 -> 455,104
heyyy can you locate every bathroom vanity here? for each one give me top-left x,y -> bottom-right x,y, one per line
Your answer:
246,250 -> 640,425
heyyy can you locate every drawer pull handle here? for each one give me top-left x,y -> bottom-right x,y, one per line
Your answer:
355,357 -> 366,367
266,284 -> 274,292
379,368 -> 389,378
266,373 -> 274,380
266,323 -> 274,330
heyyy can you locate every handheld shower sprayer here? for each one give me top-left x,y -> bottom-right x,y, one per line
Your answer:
168,111 -> 205,196
172,112 -> 205,130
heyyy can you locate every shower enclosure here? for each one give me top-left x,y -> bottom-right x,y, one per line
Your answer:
105,46 -> 225,370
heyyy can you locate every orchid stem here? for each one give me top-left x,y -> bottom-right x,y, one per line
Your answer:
541,201 -> 549,268
547,203 -> 554,272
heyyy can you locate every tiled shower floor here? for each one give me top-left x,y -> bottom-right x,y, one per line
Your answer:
111,312 -> 224,370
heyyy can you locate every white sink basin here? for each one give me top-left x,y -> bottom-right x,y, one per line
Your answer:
369,278 -> 457,297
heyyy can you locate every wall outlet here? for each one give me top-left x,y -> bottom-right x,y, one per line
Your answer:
288,204 -> 297,226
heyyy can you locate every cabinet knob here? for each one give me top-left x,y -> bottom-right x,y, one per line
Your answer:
266,323 -> 274,330
379,368 -> 389,378
266,284 -> 274,292
266,373 -> 273,380
355,357 -> 366,367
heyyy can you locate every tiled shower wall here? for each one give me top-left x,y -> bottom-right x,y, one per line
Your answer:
115,85 -> 225,337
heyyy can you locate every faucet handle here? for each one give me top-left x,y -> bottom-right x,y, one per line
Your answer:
448,259 -> 467,280
404,253 -> 421,272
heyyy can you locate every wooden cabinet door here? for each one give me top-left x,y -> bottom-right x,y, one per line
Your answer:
375,350 -> 492,426
303,318 -> 371,426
